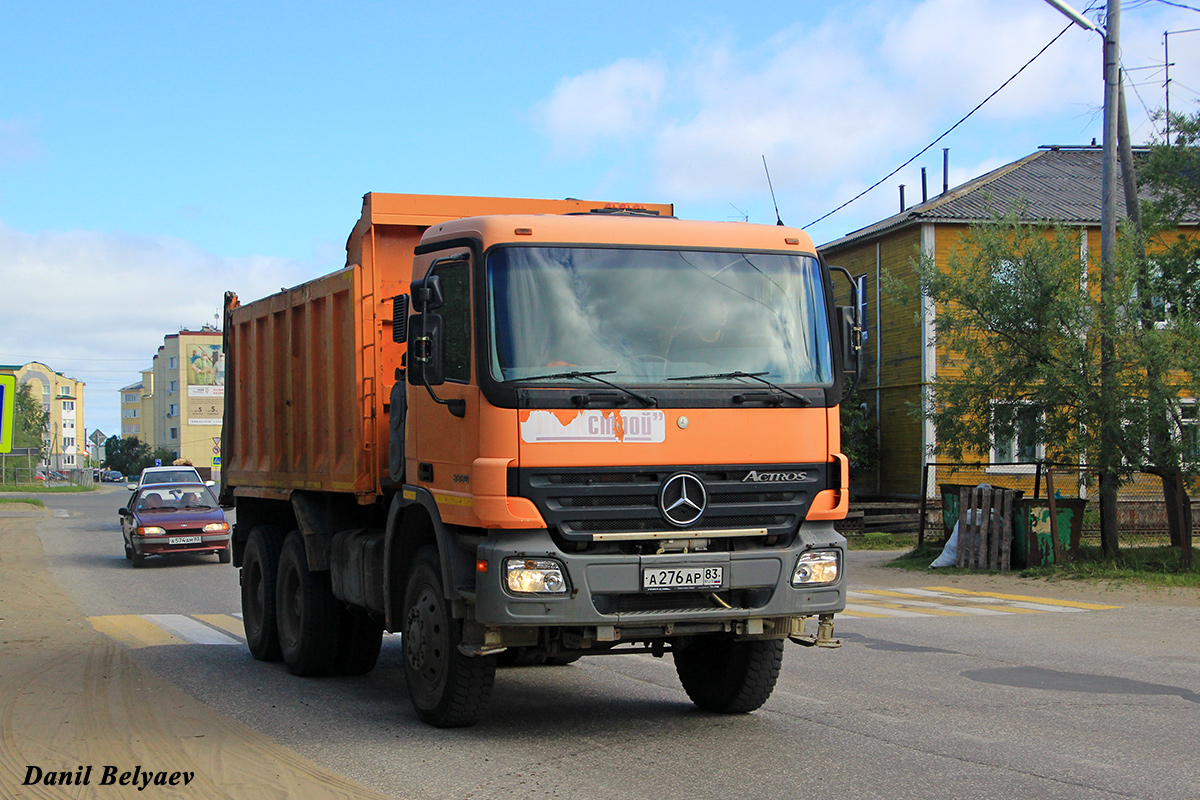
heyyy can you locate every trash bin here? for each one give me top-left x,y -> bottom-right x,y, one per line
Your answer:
1014,499 -> 1086,568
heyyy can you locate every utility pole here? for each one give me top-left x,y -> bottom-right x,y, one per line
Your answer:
1044,0 -> 1121,554
1098,0 -> 1121,556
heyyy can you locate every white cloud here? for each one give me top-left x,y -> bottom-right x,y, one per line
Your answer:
535,58 -> 667,156
0,221 -> 314,435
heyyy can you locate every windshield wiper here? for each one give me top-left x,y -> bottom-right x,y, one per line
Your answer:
667,371 -> 811,407
507,370 -> 657,407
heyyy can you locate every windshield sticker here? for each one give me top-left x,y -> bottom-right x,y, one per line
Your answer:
520,409 -> 666,443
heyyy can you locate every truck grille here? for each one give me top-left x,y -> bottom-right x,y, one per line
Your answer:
513,463 -> 829,543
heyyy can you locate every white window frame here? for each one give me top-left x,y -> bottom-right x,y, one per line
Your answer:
987,401 -> 1043,473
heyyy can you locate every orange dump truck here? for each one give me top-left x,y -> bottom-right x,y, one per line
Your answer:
221,192 -> 857,727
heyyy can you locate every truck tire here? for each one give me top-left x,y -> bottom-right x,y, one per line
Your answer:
673,636 -> 784,714
276,531 -> 340,677
241,525 -> 284,662
335,606 -> 384,676
402,547 -> 496,727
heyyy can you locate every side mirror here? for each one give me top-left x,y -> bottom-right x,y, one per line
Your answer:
407,313 -> 446,386
838,306 -> 862,373
410,275 -> 444,312
118,508 -> 130,517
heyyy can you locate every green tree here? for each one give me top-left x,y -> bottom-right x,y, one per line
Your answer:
14,382 -> 48,459
104,436 -> 152,477
1129,108 -> 1200,553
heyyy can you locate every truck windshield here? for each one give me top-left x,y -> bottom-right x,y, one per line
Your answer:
486,246 -> 833,387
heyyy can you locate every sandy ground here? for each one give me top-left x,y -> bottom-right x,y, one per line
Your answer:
2,503 -> 1196,799
0,508 -> 394,800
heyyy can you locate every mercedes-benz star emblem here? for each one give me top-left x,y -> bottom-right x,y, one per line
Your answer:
659,472 -> 707,527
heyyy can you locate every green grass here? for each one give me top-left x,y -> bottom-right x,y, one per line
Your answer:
0,496 -> 45,507
884,542 -> 1200,588
845,532 -> 919,550
0,484 -> 94,493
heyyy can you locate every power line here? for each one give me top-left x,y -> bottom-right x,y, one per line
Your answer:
1152,1 -> 1200,13
806,22 -> 1077,229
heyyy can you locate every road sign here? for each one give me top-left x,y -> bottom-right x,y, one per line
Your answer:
0,374 -> 15,454
212,455 -> 221,466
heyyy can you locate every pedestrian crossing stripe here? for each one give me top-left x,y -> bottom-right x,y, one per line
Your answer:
842,588 -> 1122,619
88,613 -> 245,648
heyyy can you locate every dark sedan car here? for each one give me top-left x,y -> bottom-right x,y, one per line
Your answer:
119,482 -> 231,567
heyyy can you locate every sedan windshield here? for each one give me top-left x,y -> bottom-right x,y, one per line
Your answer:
486,246 -> 833,386
135,485 -> 216,512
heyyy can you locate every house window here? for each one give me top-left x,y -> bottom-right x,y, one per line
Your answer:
1180,403 -> 1199,466
169,380 -> 178,393
990,403 -> 1042,467
124,393 -> 140,404
63,455 -> 75,466
168,403 -> 178,417
62,400 -> 75,412
170,427 -> 179,440
168,356 -> 178,369
59,386 -> 71,396
63,437 -> 75,449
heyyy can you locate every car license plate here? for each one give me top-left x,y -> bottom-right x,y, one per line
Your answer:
642,566 -> 723,591
170,535 -> 202,545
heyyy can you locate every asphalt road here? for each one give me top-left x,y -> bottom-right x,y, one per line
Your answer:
25,486 -> 1200,800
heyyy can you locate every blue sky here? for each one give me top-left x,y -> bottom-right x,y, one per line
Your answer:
2,0 -> 1198,439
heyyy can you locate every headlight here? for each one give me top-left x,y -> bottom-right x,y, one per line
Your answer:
505,558 -> 568,594
137,526 -> 165,536
792,550 -> 840,586
203,522 -> 229,532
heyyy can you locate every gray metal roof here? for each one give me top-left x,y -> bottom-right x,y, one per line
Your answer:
820,146 -> 1194,253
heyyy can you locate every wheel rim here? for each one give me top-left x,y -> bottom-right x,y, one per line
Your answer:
405,581 -> 446,692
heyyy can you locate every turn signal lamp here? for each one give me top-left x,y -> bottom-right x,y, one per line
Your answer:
505,558 -> 567,594
791,550 -> 840,586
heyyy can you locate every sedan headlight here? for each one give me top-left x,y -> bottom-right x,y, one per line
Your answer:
505,558 -> 568,594
792,550 -> 840,586
203,522 -> 230,532
136,526 -> 165,536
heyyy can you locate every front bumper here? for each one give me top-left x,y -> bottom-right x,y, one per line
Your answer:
472,521 -> 845,632
134,533 -> 231,557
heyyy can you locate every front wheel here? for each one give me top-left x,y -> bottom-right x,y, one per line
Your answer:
674,636 -> 783,713
402,547 -> 495,727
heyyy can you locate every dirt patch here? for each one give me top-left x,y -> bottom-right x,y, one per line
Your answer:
0,514 -> 396,799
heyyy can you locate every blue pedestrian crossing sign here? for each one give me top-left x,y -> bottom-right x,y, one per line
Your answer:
0,374 -> 14,454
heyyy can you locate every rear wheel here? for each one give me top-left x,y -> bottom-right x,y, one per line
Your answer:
276,532 -> 340,676
335,605 -> 384,676
402,547 -> 495,727
241,525 -> 284,662
674,636 -> 783,713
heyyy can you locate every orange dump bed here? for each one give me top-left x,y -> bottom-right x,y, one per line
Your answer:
221,193 -> 673,503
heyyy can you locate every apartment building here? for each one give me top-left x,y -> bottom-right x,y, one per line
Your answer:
0,361 -> 86,470
122,328 -> 223,475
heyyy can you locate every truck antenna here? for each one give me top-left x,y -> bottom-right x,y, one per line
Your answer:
762,155 -> 784,226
